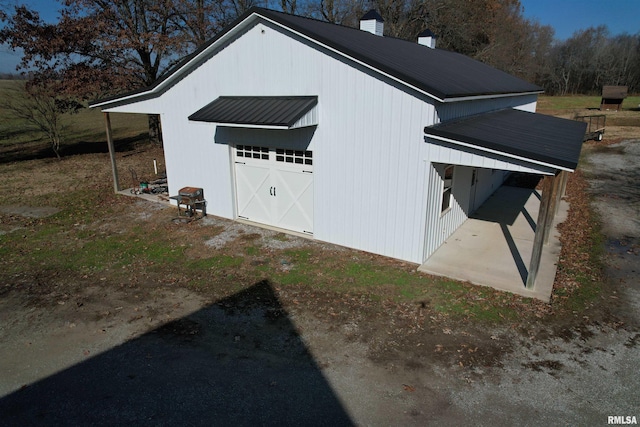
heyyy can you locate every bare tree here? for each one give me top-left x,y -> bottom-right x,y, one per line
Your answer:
0,2 -> 190,144
280,0 -> 297,14
1,81 -> 82,159
304,0 -> 365,25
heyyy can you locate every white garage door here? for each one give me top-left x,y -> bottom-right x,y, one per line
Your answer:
234,145 -> 313,235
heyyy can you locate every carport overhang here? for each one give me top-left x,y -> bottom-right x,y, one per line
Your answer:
423,108 -> 587,294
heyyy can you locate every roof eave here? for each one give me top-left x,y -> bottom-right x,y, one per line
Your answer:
423,130 -> 576,172
193,122 -> 291,130
442,90 -> 544,103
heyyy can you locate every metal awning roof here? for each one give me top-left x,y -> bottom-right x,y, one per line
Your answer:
188,96 -> 318,129
424,109 -> 587,171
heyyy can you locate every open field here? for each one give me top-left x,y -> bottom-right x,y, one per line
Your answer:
1,88 -> 639,424
537,95 -> 640,141
0,80 -> 149,162
537,94 -> 640,113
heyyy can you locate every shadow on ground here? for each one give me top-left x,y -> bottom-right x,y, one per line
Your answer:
0,280 -> 352,426
470,178 -> 540,286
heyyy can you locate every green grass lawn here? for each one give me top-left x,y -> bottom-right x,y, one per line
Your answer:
537,94 -> 640,112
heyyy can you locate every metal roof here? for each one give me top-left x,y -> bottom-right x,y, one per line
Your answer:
91,7 -> 542,109
257,9 -> 542,100
188,96 -> 318,129
424,109 -> 587,171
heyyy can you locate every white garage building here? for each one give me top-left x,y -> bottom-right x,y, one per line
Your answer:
91,8 -> 586,292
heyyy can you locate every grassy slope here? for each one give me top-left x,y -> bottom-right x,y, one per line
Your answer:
0,80 -> 148,151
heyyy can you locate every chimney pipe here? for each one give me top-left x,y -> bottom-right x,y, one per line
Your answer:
418,29 -> 437,49
360,10 -> 384,36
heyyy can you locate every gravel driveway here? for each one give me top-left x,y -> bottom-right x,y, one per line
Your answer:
0,140 -> 638,426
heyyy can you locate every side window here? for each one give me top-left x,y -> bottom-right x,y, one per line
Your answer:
441,165 -> 454,213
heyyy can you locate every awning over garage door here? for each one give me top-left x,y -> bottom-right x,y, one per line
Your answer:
188,96 -> 318,129
424,109 -> 587,171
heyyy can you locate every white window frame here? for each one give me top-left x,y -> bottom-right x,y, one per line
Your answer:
441,164 -> 454,214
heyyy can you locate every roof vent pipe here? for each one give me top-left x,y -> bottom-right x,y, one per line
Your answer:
418,29 -> 437,48
360,10 -> 384,36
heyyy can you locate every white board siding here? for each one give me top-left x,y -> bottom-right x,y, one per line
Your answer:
162,118 -> 236,219
313,65 -> 433,262
103,97 -> 163,114
423,163 -> 469,261
424,139 -> 556,175
436,94 -> 538,123
472,168 -> 507,212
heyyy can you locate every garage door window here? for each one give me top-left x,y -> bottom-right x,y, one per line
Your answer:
276,149 -> 312,165
236,145 -> 269,160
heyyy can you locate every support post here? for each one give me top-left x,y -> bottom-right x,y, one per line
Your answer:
104,112 -> 120,192
543,173 -> 562,244
559,170 -> 569,199
526,175 -> 555,289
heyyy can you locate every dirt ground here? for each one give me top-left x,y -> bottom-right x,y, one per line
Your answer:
0,136 -> 639,425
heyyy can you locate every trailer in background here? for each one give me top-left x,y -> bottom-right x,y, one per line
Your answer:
577,114 -> 606,142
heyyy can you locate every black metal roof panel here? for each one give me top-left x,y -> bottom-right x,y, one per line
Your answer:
188,96 -> 318,127
257,8 -> 542,100
424,109 -> 587,170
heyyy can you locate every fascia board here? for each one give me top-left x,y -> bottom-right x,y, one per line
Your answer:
424,133 -> 573,173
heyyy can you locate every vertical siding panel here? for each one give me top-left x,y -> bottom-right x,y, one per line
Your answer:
424,163 -> 442,259
370,77 -> 386,254
437,95 -> 538,122
384,88 -> 402,254
355,73 -> 369,248
392,87 -> 406,255
422,162 -> 471,261
404,104 -> 418,260
417,102 -> 435,261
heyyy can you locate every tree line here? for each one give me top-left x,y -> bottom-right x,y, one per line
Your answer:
1,0 -> 638,154
540,27 -> 640,95
2,0 -> 638,97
